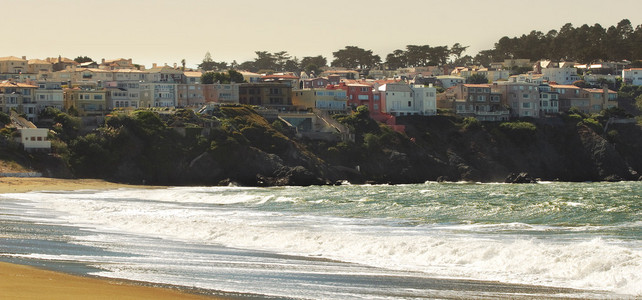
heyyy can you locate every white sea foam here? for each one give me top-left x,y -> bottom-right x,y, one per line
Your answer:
7,188 -> 642,296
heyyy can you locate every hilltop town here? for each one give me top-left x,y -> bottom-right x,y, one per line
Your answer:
1,19 -> 642,184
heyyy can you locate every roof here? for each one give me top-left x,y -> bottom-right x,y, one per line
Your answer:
463,84 -> 491,88
379,83 -> 413,92
549,84 -> 579,89
0,81 -> 37,88
183,71 -> 203,78
28,59 -> 51,65
584,88 -> 617,94
261,74 -> 299,79
0,56 -> 26,62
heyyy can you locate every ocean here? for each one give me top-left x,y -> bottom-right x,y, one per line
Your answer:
1,182 -> 640,299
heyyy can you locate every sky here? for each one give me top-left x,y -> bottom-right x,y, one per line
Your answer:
5,0 -> 641,69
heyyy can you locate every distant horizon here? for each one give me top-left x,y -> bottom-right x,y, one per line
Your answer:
5,0 -> 641,69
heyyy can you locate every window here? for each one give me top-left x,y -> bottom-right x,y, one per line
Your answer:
477,95 -> 486,101
360,87 -> 369,92
522,102 -> 531,108
523,94 -> 529,98
358,95 -> 369,100
542,94 -> 548,99
408,101 -> 412,107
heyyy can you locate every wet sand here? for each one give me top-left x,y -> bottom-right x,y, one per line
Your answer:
0,261 -> 223,300
0,177 -> 153,193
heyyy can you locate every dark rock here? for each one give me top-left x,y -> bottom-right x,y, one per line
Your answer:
505,172 -> 537,184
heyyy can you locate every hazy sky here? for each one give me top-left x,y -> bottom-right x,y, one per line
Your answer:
5,0 -> 641,69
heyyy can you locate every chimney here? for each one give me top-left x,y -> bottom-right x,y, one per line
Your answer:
102,58 -> 105,64
153,63 -> 157,68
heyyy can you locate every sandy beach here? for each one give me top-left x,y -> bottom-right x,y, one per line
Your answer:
0,177 -> 223,299
0,177 -> 153,193
0,262 -> 222,299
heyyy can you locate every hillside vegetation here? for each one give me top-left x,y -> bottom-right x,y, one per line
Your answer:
1,106 -> 641,185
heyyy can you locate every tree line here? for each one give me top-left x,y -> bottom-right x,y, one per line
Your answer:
197,19 -> 639,73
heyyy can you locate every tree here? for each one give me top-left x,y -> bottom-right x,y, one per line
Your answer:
198,51 -> 227,71
0,111 -> 10,126
449,43 -> 468,62
385,49 -> 407,70
300,56 -> 327,69
228,70 -> 245,83
181,59 -> 186,71
466,74 -> 489,84
331,46 -> 380,69
74,56 -> 93,63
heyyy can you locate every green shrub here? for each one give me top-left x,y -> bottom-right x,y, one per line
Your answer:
499,121 -> 537,144
580,118 -> 603,134
462,117 -> 481,130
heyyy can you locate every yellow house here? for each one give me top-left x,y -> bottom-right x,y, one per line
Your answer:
63,88 -> 109,117
292,88 -> 348,111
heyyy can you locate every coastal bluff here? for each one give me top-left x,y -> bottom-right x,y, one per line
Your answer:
2,107 -> 641,186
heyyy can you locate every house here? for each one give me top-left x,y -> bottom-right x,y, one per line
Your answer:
183,71 -> 203,84
319,69 -> 359,80
210,83 -> 240,104
301,77 -> 329,89
27,59 -> 53,75
622,68 -> 642,86
549,84 -> 587,113
238,71 -> 261,83
378,83 -> 436,116
538,84 -> 559,115
260,74 -> 300,88
541,67 -> 580,85
35,81 -> 64,113
494,82 -> 540,118
63,87 -> 109,117
10,111 -> 50,152
0,56 -> 28,74
139,83 -> 177,108
451,83 -> 509,121
581,87 -> 618,113
100,58 -> 137,70
490,58 -> 532,70
238,83 -> 292,110
144,64 -> 184,83
435,75 -> 465,88
0,80 -> 38,121
292,88 -> 348,112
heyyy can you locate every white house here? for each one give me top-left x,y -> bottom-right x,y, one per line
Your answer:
622,68 -> 642,86
379,83 -> 436,116
541,67 -> 580,85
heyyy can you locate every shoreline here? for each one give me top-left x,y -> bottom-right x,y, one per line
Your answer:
0,177 -> 157,193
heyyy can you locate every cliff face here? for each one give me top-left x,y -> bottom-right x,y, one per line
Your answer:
4,108 -> 642,185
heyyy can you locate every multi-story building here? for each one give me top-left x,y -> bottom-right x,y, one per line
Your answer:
379,83 -> 437,116
549,84 -> 587,113
538,84 -> 559,115
0,81 -> 38,121
292,88 -> 348,111
63,87 -> 109,117
238,83 -> 292,110
622,68 -> 642,86
495,82 -> 540,118
139,83 -> 178,108
581,87 -> 618,114
436,75 -> 465,88
541,67 -> 580,85
0,56 -> 28,75
211,83 -> 240,104
27,59 -> 53,76
451,83 -> 509,121
35,81 -> 64,113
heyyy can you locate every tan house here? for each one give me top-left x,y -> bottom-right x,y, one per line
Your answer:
494,82 -> 540,118
549,84 -> 586,113
27,59 -> 53,75
451,84 -> 509,121
100,58 -> 137,70
0,80 -> 38,121
0,56 -> 28,74
581,87 -> 618,114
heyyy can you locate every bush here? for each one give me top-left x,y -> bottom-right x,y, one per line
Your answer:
499,121 -> 537,144
580,118 -> 603,134
462,117 -> 481,130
